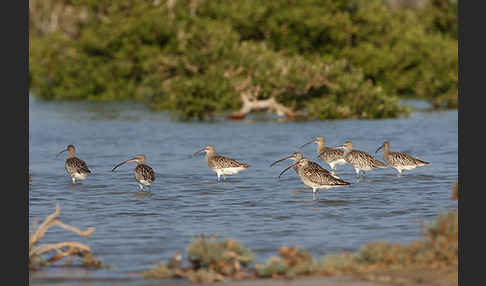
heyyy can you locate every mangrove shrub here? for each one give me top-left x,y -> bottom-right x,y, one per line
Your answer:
29,0 -> 457,119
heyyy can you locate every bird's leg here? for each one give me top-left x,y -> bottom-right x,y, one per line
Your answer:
138,183 -> 144,191
72,177 -> 76,184
355,168 -> 360,178
217,173 -> 221,182
223,174 -> 226,182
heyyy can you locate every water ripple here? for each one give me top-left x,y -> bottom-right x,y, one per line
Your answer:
29,99 -> 458,280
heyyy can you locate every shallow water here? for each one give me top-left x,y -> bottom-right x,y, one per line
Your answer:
29,97 -> 457,284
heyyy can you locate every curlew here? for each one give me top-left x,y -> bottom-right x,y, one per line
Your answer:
375,141 -> 429,175
300,137 -> 346,172
57,144 -> 91,184
112,154 -> 155,191
194,145 -> 250,182
270,151 -> 339,178
335,140 -> 387,178
278,158 -> 350,193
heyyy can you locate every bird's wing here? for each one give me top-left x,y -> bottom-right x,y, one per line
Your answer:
389,152 -> 429,166
68,157 -> 91,173
213,155 -> 250,168
136,164 -> 155,182
302,168 -> 349,186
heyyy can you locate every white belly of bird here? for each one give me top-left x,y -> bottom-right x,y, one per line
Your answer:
398,165 -> 417,171
356,164 -> 374,171
330,158 -> 347,166
139,179 -> 152,186
215,167 -> 246,175
73,173 -> 88,180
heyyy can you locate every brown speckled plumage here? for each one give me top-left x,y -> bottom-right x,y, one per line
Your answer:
112,154 -> 155,191
318,148 -> 344,164
134,164 -> 155,185
280,158 -> 350,193
271,152 -> 333,176
207,155 -> 250,169
336,141 -> 387,177
376,141 -> 429,175
66,157 -> 91,176
300,164 -> 350,187
195,145 -> 250,182
301,137 -> 346,171
58,144 -> 91,183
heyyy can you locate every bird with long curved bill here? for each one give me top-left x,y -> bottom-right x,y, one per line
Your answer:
112,154 -> 155,191
375,141 -> 429,175
270,151 -> 340,178
57,144 -> 91,184
278,158 -> 350,193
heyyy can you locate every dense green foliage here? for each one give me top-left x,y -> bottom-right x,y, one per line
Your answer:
29,0 -> 457,120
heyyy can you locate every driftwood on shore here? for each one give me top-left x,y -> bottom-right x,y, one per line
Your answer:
29,203 -> 101,269
225,76 -> 297,120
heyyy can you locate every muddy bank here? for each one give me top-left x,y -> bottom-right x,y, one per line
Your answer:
31,266 -> 457,286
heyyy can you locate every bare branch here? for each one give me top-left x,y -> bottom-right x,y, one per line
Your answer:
50,220 -> 95,237
29,204 -> 101,269
31,241 -> 91,258
29,203 -> 61,248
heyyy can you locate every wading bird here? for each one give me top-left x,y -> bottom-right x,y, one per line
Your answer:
270,151 -> 339,178
57,144 -> 91,184
300,137 -> 346,172
112,154 -> 155,191
335,140 -> 387,178
279,158 -> 350,193
194,145 -> 250,182
375,141 -> 429,175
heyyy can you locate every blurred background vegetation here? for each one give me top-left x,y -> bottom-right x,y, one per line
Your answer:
29,0 -> 457,120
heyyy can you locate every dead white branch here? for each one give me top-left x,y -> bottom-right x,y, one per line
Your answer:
29,203 -> 98,268
227,76 -> 295,120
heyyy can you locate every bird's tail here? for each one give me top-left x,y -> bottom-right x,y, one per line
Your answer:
335,178 -> 351,186
417,159 -> 429,166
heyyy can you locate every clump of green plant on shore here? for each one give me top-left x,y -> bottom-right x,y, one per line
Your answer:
29,0 -> 457,120
254,246 -> 318,278
143,235 -> 254,283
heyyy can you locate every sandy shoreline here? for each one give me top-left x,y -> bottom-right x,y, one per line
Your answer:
30,266 -> 457,286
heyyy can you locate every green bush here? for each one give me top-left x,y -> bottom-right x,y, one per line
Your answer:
29,0 -> 457,119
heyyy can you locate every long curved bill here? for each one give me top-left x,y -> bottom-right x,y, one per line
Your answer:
270,155 -> 294,167
56,149 -> 68,158
278,161 -> 299,179
375,143 -> 385,155
192,148 -> 206,157
112,158 -> 137,171
300,139 -> 316,148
